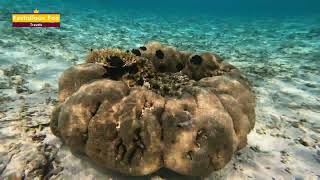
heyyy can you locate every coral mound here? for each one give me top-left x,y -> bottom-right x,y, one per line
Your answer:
51,42 -> 256,176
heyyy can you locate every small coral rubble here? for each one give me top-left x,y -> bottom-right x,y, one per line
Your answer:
51,42 -> 256,176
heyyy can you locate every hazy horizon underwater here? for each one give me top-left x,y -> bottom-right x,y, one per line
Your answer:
0,0 -> 320,179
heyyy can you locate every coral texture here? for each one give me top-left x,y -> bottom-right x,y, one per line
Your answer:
51,42 -> 255,176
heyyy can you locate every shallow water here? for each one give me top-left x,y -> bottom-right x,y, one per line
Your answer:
0,0 -> 320,179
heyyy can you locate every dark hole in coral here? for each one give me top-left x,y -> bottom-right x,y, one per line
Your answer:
128,64 -> 139,74
152,83 -> 160,89
146,73 -> 154,79
162,85 -> 170,92
158,64 -> 166,72
195,142 -> 201,148
183,105 -> 188,111
139,46 -> 147,51
107,56 -> 125,67
187,151 -> 193,160
116,122 -> 120,128
103,66 -> 126,80
137,77 -> 144,86
131,49 -> 141,56
155,50 -> 165,59
196,129 -> 208,143
103,62 -> 140,80
176,63 -> 184,71
126,50 -> 130,53
190,55 -> 203,65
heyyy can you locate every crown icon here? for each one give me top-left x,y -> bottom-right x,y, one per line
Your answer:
33,9 -> 39,13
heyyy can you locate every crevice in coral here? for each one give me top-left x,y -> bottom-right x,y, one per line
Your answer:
158,99 -> 167,141
160,153 -> 164,165
176,63 -> 184,71
210,90 -> 241,146
207,155 -> 215,170
137,97 -> 147,121
115,138 -> 122,153
187,151 -> 193,160
115,138 -> 126,161
195,128 -> 207,148
133,128 -> 145,153
126,145 -> 138,165
90,102 -> 101,117
84,101 -> 103,147
193,92 -> 199,109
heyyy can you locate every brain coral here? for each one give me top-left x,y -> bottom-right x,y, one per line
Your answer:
51,42 -> 255,177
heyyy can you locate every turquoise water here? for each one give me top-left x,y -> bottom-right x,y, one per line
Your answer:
1,1 -> 319,90
0,0 -> 320,179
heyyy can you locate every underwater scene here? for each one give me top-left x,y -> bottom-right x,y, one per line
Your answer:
0,0 -> 320,179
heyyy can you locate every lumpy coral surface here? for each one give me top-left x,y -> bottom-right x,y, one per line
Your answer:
51,42 -> 256,176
